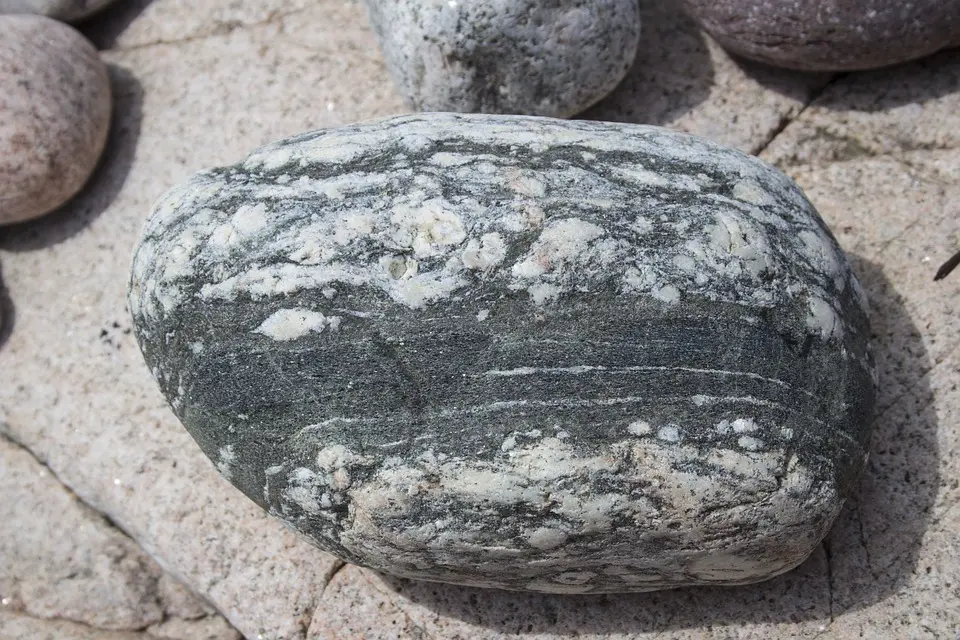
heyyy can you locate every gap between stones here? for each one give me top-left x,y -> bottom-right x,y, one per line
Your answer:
754,73 -> 846,158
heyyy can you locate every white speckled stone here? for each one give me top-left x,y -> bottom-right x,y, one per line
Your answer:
129,113 -> 875,594
0,15 -> 111,225
0,0 -> 116,23
364,0 -> 640,117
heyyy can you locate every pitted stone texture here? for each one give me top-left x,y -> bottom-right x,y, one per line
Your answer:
364,0 -> 639,117
0,435 -> 239,637
762,49 -> 960,177
0,0 -> 115,22
82,0 -> 314,50
146,615 -> 241,640
681,0 -> 960,71
0,15 -> 111,225
0,435 -> 164,629
130,113 -> 874,593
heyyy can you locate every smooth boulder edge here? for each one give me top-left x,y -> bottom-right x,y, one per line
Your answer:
129,113 -> 876,593
681,0 -> 960,71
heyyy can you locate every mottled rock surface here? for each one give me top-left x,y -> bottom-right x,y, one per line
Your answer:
129,113 -> 875,593
681,0 -> 960,71
0,0 -> 116,22
364,0 -> 639,117
0,15 -> 111,225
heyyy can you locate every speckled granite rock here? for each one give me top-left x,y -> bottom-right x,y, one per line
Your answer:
0,0 -> 116,22
681,0 -> 960,71
364,0 -> 639,117
129,113 -> 875,593
0,15 -> 111,225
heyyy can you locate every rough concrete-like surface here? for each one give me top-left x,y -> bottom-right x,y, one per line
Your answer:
0,0 -> 957,638
0,433 -> 240,638
0,609 -> 239,640
0,434 -> 163,629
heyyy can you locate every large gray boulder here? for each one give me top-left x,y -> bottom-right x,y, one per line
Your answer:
129,113 -> 876,593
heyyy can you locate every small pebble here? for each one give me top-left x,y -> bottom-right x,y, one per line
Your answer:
0,15 -> 111,225
364,0 -> 640,117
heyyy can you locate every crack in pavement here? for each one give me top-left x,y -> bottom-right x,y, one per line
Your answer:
104,6 -> 312,53
753,73 -> 844,158
822,539 -> 835,623
318,560 -> 348,599
0,428 -> 242,637
0,429 -> 134,542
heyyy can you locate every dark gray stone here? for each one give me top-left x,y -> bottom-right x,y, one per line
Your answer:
129,113 -> 876,593
364,0 -> 640,117
682,0 -> 960,71
0,0 -> 116,22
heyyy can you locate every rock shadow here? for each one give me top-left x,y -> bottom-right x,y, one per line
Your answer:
379,256 -> 938,634
0,64 -> 142,253
731,54 -> 833,105
582,2 -> 713,126
78,0 -> 157,50
0,260 -> 12,350
789,47 -> 960,113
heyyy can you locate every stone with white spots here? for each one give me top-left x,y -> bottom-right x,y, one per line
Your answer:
0,0 -> 117,22
0,15 -> 111,225
129,113 -> 876,593
364,0 -> 640,117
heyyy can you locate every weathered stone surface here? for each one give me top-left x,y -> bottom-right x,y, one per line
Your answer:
0,15 -> 111,225
0,434 -> 240,636
364,0 -> 639,117
0,434 -> 164,629
129,113 -> 874,593
681,0 -> 960,71
0,0 -> 116,22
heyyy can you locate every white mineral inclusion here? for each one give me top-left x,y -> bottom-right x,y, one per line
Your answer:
512,218 -> 605,279
208,203 -> 269,247
254,308 -> 341,341
215,444 -> 236,481
462,232 -> 507,270
627,420 -> 652,436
